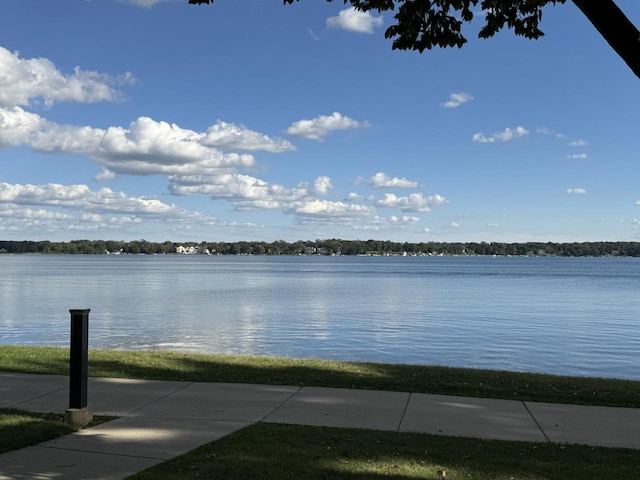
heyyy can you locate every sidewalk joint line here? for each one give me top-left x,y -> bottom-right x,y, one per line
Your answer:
39,444 -> 168,461
126,381 -> 195,416
522,401 -> 551,443
396,392 -> 412,433
11,385 -> 69,409
259,385 -> 302,422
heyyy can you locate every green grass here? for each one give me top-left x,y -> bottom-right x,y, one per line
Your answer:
3,345 -> 639,479
0,408 -> 116,455
129,423 -> 640,480
0,408 -> 75,454
1,345 -> 639,407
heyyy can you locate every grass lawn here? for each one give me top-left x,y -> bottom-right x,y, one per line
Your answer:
1,345 -> 639,407
2,346 -> 640,479
129,423 -> 640,480
0,408 -> 74,454
0,408 -> 115,455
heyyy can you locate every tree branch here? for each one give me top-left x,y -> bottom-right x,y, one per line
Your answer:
572,0 -> 640,79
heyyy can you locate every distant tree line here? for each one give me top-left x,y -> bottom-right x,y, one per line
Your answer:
2,239 -> 640,257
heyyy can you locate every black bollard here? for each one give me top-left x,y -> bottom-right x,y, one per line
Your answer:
69,309 -> 90,409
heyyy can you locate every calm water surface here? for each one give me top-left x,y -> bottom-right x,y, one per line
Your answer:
1,255 -> 639,380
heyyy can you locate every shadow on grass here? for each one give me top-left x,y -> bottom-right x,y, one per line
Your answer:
2,346 -> 640,407
0,409 -> 73,454
129,423 -> 640,480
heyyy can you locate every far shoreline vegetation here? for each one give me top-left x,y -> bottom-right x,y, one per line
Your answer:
2,239 -> 640,257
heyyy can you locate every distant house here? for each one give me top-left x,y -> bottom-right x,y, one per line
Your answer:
175,245 -> 210,255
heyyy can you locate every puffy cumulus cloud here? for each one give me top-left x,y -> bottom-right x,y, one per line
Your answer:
0,180 -> 224,236
451,222 -> 460,228
0,203 -> 68,220
0,110 -> 257,176
200,121 -> 295,152
0,47 -> 134,108
441,92 -> 474,108
292,199 -> 373,217
168,173 -> 311,210
376,193 -> 447,212
31,123 -> 105,155
0,181 -> 193,217
326,7 -> 383,34
368,172 -> 418,189
285,112 -> 370,140
0,106 -> 103,154
565,153 -> 588,160
95,117 -> 255,175
168,173 -> 378,226
567,188 -> 587,195
95,168 -> 117,181
345,192 -> 365,202
472,126 -> 529,143
0,106 -> 45,147
313,176 -> 333,195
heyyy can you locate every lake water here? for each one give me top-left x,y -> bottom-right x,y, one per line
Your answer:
1,255 -> 639,380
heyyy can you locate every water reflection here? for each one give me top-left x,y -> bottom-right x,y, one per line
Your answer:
1,255 -> 639,379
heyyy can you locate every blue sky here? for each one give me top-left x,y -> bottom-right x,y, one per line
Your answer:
1,0 -> 639,243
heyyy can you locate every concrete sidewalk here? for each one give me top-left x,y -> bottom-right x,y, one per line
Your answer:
1,372 -> 639,479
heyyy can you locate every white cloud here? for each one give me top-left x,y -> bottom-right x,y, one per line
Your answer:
292,199 -> 374,217
313,176 -> 333,195
285,112 -> 370,140
345,192 -> 365,202
535,127 -> 565,139
472,126 -> 529,143
567,188 -> 587,195
0,47 -> 134,108
0,204 -> 68,220
441,92 -> 473,108
0,181 -> 183,215
0,106 -> 45,147
326,8 -> 383,34
308,28 -> 321,41
565,153 -> 588,160
96,117 -> 255,175
487,223 -> 499,228
451,222 -> 460,228
168,173 -> 380,226
390,215 -> 420,224
168,173 -> 309,209
375,193 -> 447,212
0,180 -> 224,237
369,172 -> 418,189
115,0 -> 169,7
81,213 -> 104,223
0,109 -> 258,176
352,214 -> 419,232
95,169 -> 117,181
569,139 -> 589,147
201,121 -> 295,152
636,201 -> 640,206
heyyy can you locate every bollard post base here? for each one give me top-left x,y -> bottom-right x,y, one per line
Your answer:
65,408 -> 93,428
